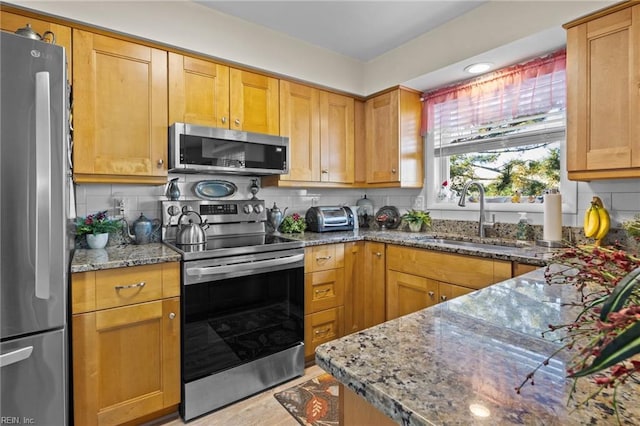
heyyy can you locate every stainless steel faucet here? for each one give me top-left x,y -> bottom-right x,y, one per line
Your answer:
457,180 -> 492,238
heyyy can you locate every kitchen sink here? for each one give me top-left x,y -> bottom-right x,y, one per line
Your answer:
416,237 -> 517,252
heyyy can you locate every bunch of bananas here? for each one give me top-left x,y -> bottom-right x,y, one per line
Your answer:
583,196 -> 610,245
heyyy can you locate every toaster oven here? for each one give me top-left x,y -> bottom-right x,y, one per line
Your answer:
305,206 -> 355,232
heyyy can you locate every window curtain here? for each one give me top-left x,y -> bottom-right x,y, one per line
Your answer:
421,49 -> 566,135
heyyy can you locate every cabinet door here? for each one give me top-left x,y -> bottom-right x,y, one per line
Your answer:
0,10 -> 72,77
366,90 -> 399,184
279,81 -> 320,181
168,53 -> 229,128
320,92 -> 355,183
363,242 -> 386,328
566,5 -> 640,178
343,242 -> 364,334
73,30 -> 168,184
72,298 -> 180,426
438,282 -> 474,303
229,68 -> 279,135
386,270 -> 438,320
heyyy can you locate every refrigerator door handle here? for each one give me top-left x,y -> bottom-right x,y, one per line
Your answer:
35,71 -> 51,300
0,346 -> 34,368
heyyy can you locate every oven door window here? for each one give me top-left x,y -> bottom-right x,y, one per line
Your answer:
183,266 -> 304,383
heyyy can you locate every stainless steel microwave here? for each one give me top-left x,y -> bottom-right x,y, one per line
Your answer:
169,123 -> 289,175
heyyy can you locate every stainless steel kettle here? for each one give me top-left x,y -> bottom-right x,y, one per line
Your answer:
176,211 -> 209,245
15,23 -> 56,44
125,213 -> 161,245
267,202 -> 288,233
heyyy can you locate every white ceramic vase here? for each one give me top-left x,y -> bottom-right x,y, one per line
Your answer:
86,232 -> 109,249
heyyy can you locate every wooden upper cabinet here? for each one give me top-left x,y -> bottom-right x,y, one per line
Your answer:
266,81 -> 354,186
230,68 -> 279,135
278,81 -> 321,182
565,3 -> 640,180
0,10 -> 72,78
320,91 -> 355,183
365,88 -> 423,187
72,29 -> 168,184
168,52 -> 230,128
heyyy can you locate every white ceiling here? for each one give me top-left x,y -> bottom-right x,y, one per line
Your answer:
196,1 -> 488,62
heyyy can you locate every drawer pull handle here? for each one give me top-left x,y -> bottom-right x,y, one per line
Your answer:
428,291 -> 435,297
440,295 -> 447,301
314,328 -> 330,335
115,281 -> 146,291
316,256 -> 332,261
314,288 -> 330,295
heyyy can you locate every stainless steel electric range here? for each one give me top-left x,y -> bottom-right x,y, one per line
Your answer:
161,199 -> 305,422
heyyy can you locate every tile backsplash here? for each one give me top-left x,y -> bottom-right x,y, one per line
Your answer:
75,174 -> 640,233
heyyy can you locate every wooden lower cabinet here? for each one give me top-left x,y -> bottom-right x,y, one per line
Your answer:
341,384 -> 396,426
513,262 -> 539,277
71,263 -> 180,426
304,243 -> 345,363
386,245 -> 512,320
344,241 -> 386,334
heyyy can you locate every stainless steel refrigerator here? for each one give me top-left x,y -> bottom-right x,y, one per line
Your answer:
1,31 -> 71,425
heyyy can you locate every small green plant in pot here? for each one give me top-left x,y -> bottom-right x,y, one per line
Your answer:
402,209 -> 431,232
279,213 -> 307,233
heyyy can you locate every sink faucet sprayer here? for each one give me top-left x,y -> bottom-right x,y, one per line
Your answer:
457,180 -> 494,238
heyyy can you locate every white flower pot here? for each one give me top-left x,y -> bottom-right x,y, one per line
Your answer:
86,233 -> 109,249
408,222 -> 422,232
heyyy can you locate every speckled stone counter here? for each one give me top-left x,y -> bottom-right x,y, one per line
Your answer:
315,267 -> 639,425
283,229 -> 555,266
70,243 -> 181,273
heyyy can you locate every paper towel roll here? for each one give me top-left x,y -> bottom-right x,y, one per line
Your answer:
543,193 -> 562,242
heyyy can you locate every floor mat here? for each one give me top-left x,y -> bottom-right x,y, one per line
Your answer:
274,373 -> 339,426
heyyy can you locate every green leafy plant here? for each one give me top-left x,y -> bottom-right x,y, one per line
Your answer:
401,209 -> 431,226
75,210 -> 121,236
517,244 -> 640,422
623,214 -> 640,240
279,213 -> 306,233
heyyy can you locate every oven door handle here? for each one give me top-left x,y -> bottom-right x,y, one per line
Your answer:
186,253 -> 304,277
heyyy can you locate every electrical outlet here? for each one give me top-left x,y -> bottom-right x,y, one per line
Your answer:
412,196 -> 424,210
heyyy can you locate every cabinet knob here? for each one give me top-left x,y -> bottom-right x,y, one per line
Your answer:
169,312 -> 176,320
428,291 -> 435,297
157,159 -> 164,166
375,252 -> 382,257
234,118 -> 240,126
391,168 -> 397,174
221,117 -> 227,124
321,169 -> 329,174
440,295 -> 447,301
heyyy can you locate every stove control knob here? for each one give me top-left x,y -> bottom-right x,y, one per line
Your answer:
167,205 -> 180,216
182,205 -> 193,214
253,204 -> 264,214
243,204 -> 252,214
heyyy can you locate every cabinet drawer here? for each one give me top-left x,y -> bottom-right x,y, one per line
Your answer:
304,307 -> 344,358
72,262 -> 180,313
305,269 -> 344,314
305,244 -> 344,272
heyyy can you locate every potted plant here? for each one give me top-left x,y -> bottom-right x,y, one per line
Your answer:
75,210 -> 122,249
279,213 -> 307,234
402,209 -> 431,232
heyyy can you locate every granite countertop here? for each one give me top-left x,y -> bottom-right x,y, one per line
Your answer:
71,229 -> 554,273
70,243 -> 181,273
283,229 -> 556,266
315,267 -> 639,425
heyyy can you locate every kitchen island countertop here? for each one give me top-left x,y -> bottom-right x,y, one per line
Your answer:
70,243 -> 181,273
315,266 -> 639,425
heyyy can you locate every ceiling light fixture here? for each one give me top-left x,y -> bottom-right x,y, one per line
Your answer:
464,62 -> 493,74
